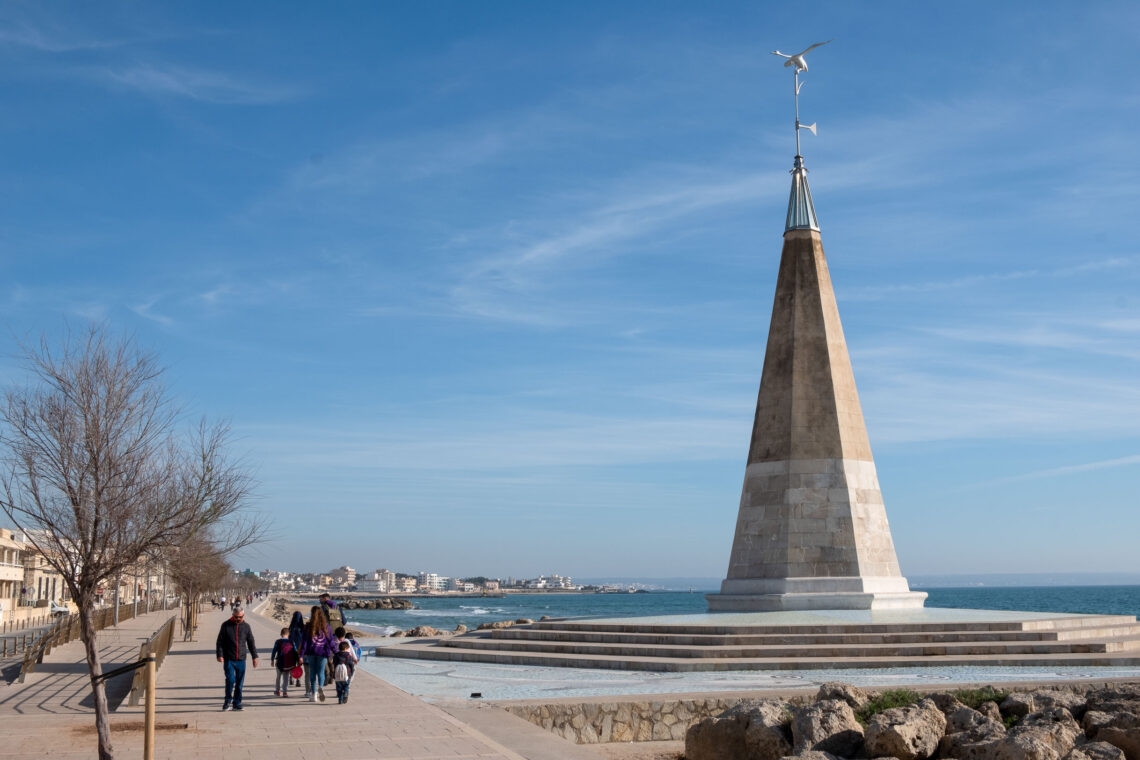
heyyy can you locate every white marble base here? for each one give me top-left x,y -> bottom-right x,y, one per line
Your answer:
706,589 -> 928,612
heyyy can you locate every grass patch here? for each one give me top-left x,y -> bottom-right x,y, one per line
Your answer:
856,689 -> 921,725
951,686 -> 1009,711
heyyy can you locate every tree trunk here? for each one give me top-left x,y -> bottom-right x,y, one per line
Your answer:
78,601 -> 114,760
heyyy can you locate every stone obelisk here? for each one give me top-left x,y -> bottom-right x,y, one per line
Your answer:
707,46 -> 925,612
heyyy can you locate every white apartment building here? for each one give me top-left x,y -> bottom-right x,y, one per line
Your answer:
356,568 -> 398,594
524,574 -> 576,589
0,529 -> 25,620
418,572 -> 446,592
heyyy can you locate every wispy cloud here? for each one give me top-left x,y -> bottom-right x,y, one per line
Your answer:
0,20 -> 125,53
844,258 -> 1135,301
129,298 -> 175,327
90,63 -> 300,104
976,454 -> 1140,487
447,170 -> 780,324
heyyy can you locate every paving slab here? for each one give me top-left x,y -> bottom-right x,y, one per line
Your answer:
0,599 -> 603,759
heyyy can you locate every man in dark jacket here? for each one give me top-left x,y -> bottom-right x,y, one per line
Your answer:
215,606 -> 258,711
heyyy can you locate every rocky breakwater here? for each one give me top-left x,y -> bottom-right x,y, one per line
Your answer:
338,597 -> 413,611
389,617 -> 535,638
271,596 -> 413,628
685,682 -> 1140,760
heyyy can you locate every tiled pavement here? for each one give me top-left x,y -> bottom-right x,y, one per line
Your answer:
0,600 -> 597,760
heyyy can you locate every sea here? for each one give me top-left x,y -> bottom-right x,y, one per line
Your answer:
340,585 -> 1140,637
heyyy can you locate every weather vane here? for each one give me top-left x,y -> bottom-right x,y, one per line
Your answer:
771,40 -> 831,157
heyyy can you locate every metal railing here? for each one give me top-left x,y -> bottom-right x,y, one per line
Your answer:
127,614 -> 177,706
16,598 -> 180,682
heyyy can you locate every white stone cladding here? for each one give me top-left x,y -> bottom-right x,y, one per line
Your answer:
707,229 -> 924,612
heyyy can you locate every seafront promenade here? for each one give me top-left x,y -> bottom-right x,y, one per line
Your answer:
0,599 -> 605,760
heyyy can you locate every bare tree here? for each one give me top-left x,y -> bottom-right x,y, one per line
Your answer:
0,326 -> 259,760
164,534 -> 230,639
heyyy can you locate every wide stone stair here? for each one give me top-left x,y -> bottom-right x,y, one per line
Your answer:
374,613 -> 1140,672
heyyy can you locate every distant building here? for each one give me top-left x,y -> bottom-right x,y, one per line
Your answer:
396,576 -> 418,593
418,572 -> 446,592
376,569 -> 396,593
0,529 -> 27,619
356,568 -> 397,594
523,574 -> 576,590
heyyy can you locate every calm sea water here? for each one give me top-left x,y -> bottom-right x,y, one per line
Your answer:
340,585 -> 1140,637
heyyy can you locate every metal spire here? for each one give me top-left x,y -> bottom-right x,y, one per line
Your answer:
772,41 -> 830,233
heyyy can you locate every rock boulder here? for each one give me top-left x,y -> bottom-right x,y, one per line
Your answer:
685,700 -> 792,760
792,699 -> 864,758
864,697 -> 946,760
817,682 -> 872,709
1064,742 -> 1127,760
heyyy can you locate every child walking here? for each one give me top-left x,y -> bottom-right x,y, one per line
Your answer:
270,627 -> 298,697
333,640 -> 355,704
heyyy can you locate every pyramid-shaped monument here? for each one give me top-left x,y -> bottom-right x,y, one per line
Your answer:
707,67 -> 926,611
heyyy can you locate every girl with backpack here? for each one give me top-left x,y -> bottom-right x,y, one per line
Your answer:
301,606 -> 335,702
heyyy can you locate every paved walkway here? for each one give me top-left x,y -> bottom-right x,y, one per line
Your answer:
0,599 -> 597,760
0,605 -> 180,757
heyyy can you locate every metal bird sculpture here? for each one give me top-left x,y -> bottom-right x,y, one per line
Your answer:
770,40 -> 832,72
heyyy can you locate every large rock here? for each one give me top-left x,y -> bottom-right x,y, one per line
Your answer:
778,753 -> 842,760
685,700 -> 792,760
1064,742 -> 1127,760
1003,690 -> 1089,721
1087,686 -> 1140,714
940,706 -> 1008,760
981,701 -> 1005,722
1083,709 -> 1140,760
792,699 -> 864,758
947,705 -> 1005,736
990,708 -> 1082,760
685,712 -> 748,760
926,692 -> 967,715
817,682 -> 872,709
406,625 -> 449,637
864,697 -> 946,760
742,702 -> 794,760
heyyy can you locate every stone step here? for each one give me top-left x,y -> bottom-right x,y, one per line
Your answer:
437,634 -> 1140,659
491,624 -> 1140,647
526,614 -> 1138,636
374,639 -> 1140,673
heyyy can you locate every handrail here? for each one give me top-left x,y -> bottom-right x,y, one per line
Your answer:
17,598 -> 180,683
127,614 -> 177,706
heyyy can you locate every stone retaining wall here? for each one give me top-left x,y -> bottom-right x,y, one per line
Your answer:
501,681 -> 1140,746
503,697 -> 752,744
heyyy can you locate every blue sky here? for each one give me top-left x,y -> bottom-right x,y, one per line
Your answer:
1,2 -> 1138,580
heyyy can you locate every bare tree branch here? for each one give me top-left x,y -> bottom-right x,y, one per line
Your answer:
0,325 -> 262,760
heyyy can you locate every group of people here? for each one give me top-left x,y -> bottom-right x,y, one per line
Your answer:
215,593 -> 361,711
212,592 -> 265,610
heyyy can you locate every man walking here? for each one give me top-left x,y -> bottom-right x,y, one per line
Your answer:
216,605 -> 258,711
